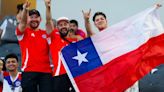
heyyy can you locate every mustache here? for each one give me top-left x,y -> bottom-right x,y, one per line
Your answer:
61,28 -> 68,31
30,20 -> 39,24
59,31 -> 69,37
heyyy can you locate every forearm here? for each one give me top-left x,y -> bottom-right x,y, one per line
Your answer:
18,7 -> 28,33
45,4 -> 54,34
84,19 -> 95,37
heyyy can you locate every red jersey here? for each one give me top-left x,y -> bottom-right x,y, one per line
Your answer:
16,27 -> 52,73
49,29 -> 77,76
75,29 -> 86,39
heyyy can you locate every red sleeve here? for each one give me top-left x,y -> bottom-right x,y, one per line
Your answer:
3,71 -> 9,77
50,29 -> 60,40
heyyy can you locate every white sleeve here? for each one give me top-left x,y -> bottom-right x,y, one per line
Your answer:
125,81 -> 139,92
2,79 -> 11,92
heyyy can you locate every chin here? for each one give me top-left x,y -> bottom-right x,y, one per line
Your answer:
8,69 -> 15,72
30,25 -> 39,30
98,27 -> 105,31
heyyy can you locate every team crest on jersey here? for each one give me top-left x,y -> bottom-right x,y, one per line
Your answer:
15,81 -> 21,87
42,34 -> 47,39
31,33 -> 35,37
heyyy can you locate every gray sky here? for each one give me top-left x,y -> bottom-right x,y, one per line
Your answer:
37,0 -> 164,32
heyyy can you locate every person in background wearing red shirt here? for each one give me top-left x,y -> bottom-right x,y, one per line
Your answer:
70,19 -> 86,39
15,1 -> 53,92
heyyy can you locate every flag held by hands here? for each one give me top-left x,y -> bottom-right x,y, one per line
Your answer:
61,7 -> 164,92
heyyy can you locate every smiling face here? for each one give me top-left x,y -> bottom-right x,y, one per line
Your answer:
94,15 -> 108,31
27,14 -> 41,30
70,23 -> 78,32
93,12 -> 108,31
5,58 -> 18,72
57,20 -> 70,37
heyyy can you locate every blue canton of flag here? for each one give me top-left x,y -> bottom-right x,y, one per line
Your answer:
61,38 -> 103,77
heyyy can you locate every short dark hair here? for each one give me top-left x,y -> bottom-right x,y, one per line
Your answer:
29,9 -> 40,17
70,19 -> 78,27
17,3 -> 23,14
5,53 -> 18,62
92,12 -> 106,22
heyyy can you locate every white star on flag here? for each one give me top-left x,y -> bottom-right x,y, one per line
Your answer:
72,50 -> 88,66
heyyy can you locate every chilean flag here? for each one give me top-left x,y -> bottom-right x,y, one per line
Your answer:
61,7 -> 164,92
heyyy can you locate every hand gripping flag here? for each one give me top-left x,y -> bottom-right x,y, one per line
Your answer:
61,7 -> 164,92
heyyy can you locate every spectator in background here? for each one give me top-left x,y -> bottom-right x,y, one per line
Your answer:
0,59 -> 5,92
3,54 -> 21,92
16,1 -> 53,92
70,19 -> 86,39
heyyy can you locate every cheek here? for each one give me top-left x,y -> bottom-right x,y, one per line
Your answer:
38,18 -> 42,22
74,26 -> 78,30
27,19 -> 31,24
94,22 -> 98,26
67,26 -> 70,29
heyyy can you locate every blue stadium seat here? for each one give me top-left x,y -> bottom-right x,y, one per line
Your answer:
139,64 -> 164,92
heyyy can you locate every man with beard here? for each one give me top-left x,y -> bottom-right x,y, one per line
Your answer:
15,1 -> 53,92
49,17 -> 78,92
44,0 -> 81,91
70,19 -> 86,39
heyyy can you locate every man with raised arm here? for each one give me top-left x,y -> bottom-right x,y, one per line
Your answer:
15,1 -> 53,92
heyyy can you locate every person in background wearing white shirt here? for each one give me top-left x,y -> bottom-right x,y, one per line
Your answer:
3,53 -> 21,92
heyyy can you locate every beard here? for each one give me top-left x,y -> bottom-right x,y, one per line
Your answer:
59,28 -> 69,37
29,21 -> 40,30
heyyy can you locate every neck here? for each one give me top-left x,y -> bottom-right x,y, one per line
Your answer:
31,28 -> 39,31
100,27 -> 107,31
9,70 -> 18,79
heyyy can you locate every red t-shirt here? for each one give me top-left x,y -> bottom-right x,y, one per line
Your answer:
75,29 -> 86,39
16,27 -> 52,73
49,29 -> 77,76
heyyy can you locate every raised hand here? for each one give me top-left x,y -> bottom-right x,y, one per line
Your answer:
82,9 -> 91,21
155,3 -> 162,9
23,0 -> 31,10
44,0 -> 51,7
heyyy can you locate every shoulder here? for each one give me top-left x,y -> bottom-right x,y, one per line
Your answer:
3,71 -> 9,77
